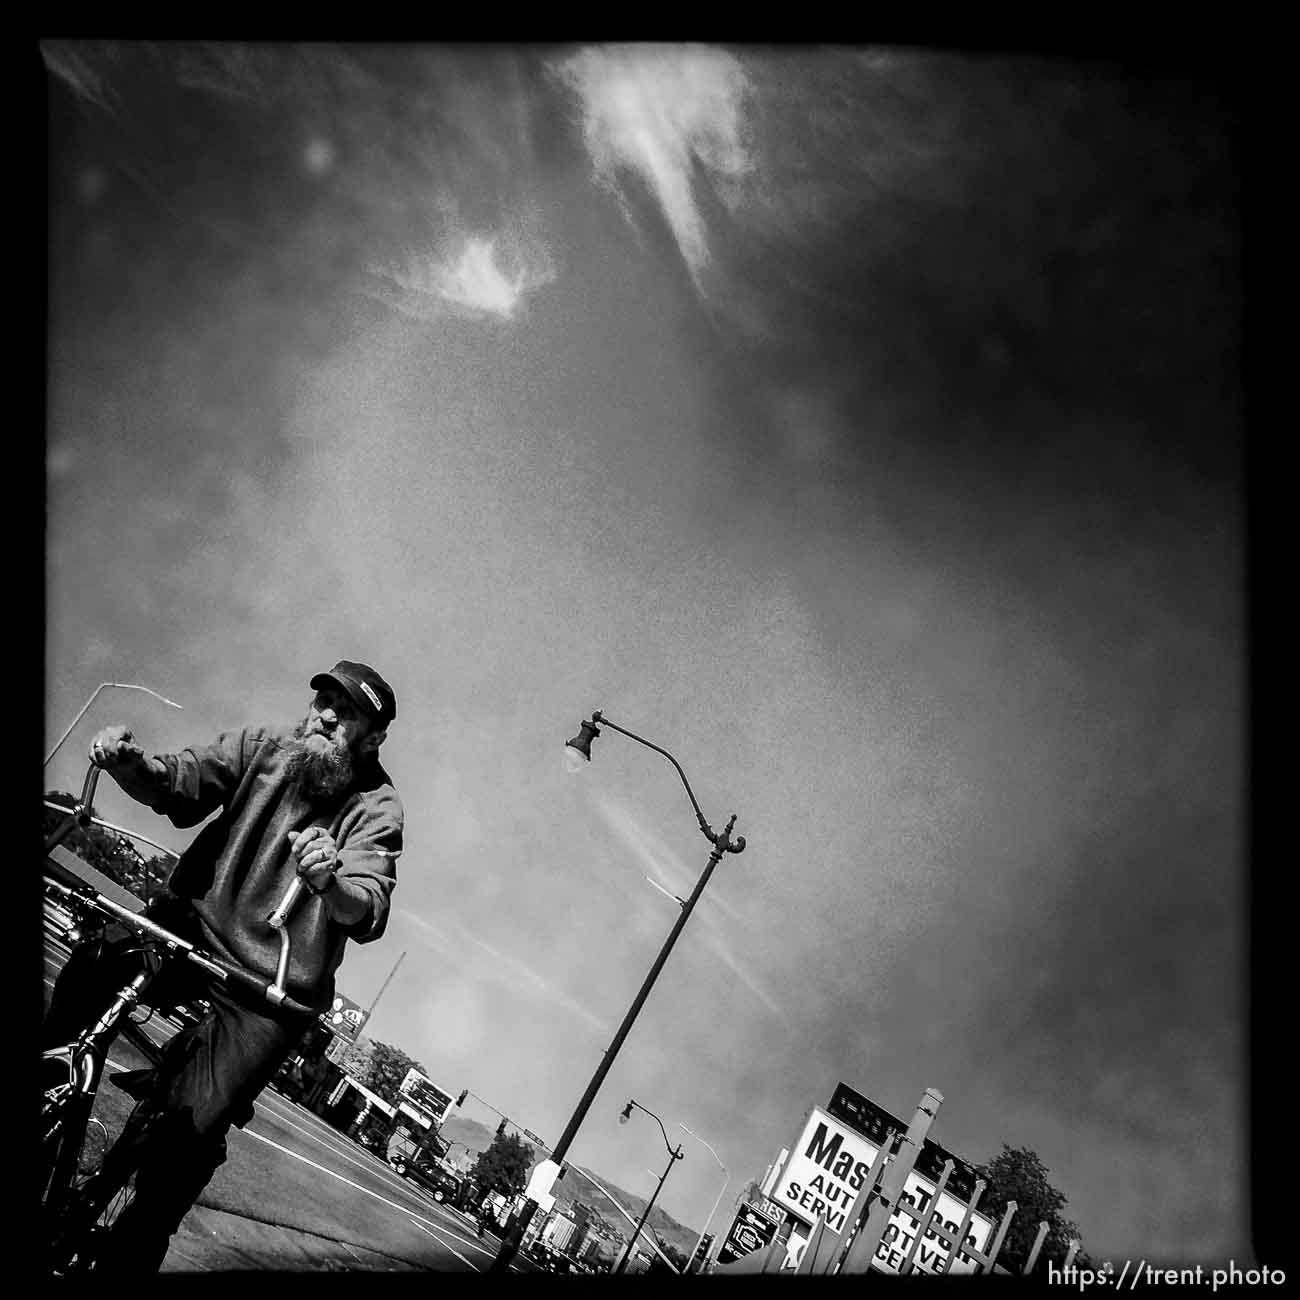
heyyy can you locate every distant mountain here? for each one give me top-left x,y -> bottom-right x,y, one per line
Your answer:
554,1164 -> 700,1264
434,1114 -> 700,1263
434,1114 -> 499,1170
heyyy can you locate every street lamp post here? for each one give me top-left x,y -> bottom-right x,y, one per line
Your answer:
45,681 -> 184,767
562,1163 -> 681,1272
614,1100 -> 684,1275
679,1123 -> 728,1274
489,711 -> 745,1272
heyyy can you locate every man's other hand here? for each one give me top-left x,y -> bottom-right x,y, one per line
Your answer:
287,826 -> 340,893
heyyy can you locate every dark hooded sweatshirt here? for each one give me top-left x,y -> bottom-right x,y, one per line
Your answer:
143,723 -> 402,1009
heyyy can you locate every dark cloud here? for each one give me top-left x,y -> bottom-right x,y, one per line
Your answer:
706,53 -> 1241,495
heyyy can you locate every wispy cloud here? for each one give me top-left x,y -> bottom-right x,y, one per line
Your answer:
365,226 -> 556,323
42,41 -> 124,115
398,909 -> 609,1035
551,44 -> 754,288
592,792 -> 691,896
592,792 -> 789,1022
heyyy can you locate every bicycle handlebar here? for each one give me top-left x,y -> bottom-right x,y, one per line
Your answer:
44,873 -> 319,1019
45,763 -> 319,1019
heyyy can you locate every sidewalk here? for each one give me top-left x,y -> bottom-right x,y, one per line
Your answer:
162,1202 -> 432,1272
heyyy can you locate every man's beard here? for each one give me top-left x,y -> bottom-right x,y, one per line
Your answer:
285,719 -> 357,802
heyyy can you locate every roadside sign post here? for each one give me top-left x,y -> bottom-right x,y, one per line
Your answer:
828,1127 -> 897,1274
898,1159 -> 953,1274
840,1087 -> 943,1274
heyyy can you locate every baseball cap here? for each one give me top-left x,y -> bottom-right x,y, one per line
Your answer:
310,660 -> 397,729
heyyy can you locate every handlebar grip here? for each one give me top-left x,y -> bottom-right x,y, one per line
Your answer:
266,873 -> 306,929
79,763 -> 102,809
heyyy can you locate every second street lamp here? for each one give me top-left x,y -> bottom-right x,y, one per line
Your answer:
614,1100 -> 684,1274
679,1122 -> 728,1274
490,710 -> 746,1272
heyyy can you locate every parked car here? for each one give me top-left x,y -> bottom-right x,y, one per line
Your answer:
391,1154 -> 464,1204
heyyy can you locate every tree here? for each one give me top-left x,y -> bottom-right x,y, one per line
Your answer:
646,1236 -> 689,1275
44,791 -> 173,901
336,1035 -> 373,1078
348,1038 -> 429,1109
976,1144 -> 1088,1274
470,1133 -> 535,1198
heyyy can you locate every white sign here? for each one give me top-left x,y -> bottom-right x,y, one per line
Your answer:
321,994 -> 367,1041
771,1108 -> 877,1236
397,1100 -> 432,1128
396,1069 -> 453,1126
769,1107 -> 992,1275
526,1159 -> 562,1202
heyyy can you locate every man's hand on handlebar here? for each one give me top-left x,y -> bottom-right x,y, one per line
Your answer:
89,724 -> 147,770
287,826 -> 340,895
88,726 -> 169,806
286,828 -> 370,927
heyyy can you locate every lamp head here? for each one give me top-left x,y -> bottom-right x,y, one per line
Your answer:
563,718 -> 601,772
619,1101 -> 634,1125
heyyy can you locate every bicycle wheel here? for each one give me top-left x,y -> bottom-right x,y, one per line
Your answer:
46,1131 -> 142,1274
40,1054 -> 96,1218
41,1087 -> 100,1270
41,1052 -> 144,1274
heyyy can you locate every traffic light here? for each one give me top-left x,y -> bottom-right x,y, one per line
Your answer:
456,1090 -> 468,1108
496,1118 -> 508,1137
692,1233 -> 715,1272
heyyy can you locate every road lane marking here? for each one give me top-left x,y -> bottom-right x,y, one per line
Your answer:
236,1127 -> 484,1263
406,1217 -> 482,1269
245,1094 -> 462,1221
247,1096 -> 413,1181
249,1112 -> 486,1229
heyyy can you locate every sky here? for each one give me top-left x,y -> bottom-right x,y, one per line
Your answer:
42,42 -> 1245,1266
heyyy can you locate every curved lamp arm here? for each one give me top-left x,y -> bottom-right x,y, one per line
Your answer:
622,1098 -> 685,1162
577,711 -> 746,855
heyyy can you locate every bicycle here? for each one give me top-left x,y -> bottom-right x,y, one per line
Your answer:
41,762 -> 319,1274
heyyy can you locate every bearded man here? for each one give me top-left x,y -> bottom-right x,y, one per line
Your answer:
43,660 -> 403,1273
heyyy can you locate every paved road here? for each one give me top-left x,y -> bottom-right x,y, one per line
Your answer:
43,914 -> 513,1272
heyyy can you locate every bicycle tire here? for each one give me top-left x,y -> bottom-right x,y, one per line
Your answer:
60,1166 -> 140,1273
41,1048 -> 145,1274
41,1044 -> 102,1202
41,1090 -> 91,1217
41,1080 -> 99,1272
46,1118 -> 146,1274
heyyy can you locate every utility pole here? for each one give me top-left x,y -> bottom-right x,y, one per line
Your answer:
364,949 -> 406,1025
